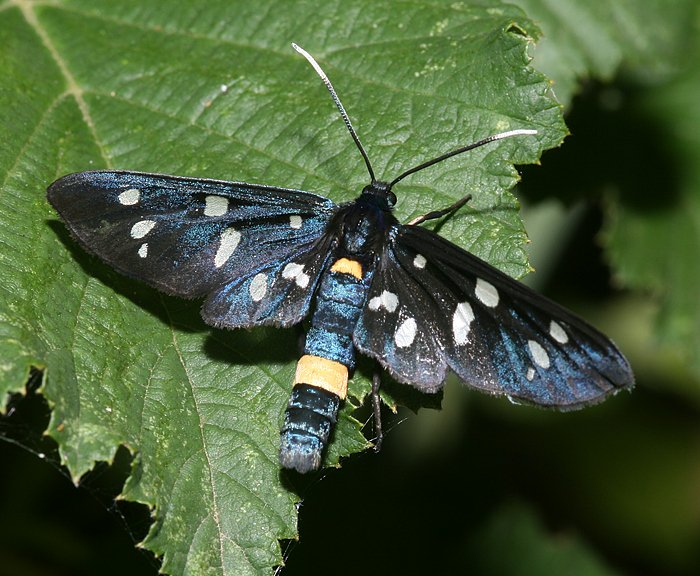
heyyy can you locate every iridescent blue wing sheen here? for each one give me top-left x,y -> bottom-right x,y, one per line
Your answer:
354,224 -> 634,408
48,170 -> 339,328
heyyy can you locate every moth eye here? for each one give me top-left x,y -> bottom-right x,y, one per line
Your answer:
387,190 -> 397,207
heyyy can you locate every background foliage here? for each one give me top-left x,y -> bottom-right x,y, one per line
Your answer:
1,1 -> 700,575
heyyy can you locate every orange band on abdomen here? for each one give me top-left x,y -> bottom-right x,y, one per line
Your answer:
294,354 -> 349,400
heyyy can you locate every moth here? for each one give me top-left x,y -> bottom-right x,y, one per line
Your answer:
48,43 -> 634,473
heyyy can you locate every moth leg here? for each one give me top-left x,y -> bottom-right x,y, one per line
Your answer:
371,371 -> 383,452
407,194 -> 472,226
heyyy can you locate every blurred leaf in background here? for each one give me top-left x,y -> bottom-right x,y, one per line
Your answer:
1,1 -> 700,576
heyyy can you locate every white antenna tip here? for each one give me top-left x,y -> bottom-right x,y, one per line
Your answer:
291,42 -> 327,80
501,128 -> 538,137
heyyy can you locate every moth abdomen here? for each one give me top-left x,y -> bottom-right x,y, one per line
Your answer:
280,383 -> 340,474
280,258 -> 369,472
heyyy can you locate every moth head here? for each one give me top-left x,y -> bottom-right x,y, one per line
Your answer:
362,181 -> 397,209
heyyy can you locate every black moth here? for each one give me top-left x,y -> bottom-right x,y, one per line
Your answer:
48,43 -> 634,473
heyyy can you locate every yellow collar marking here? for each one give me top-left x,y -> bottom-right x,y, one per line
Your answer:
330,258 -> 363,279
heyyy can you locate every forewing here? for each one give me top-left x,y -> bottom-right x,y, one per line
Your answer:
355,225 -> 634,409
48,170 -> 339,327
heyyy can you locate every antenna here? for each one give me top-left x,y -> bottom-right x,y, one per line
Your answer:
292,43 -> 376,182
292,43 -> 538,190
389,128 -> 538,188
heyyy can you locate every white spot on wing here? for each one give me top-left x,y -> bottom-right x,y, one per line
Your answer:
395,317 -> 417,348
289,215 -> 302,229
249,273 -> 267,302
368,290 -> 399,313
452,302 -> 474,345
528,340 -> 550,369
118,188 -> 140,205
413,254 -> 427,269
475,278 -> 499,307
549,320 -> 568,344
130,220 -> 156,239
282,262 -> 310,288
138,243 -> 148,258
526,367 -> 535,381
282,262 -> 303,278
204,195 -> 229,216
214,228 -> 241,268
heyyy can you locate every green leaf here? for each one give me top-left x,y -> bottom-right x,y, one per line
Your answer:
512,0 -> 697,106
0,1 -> 563,574
604,36 -> 700,376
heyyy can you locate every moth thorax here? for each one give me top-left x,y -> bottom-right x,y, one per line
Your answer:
341,216 -> 374,254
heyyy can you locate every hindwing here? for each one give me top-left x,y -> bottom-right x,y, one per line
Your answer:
354,224 -> 634,408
